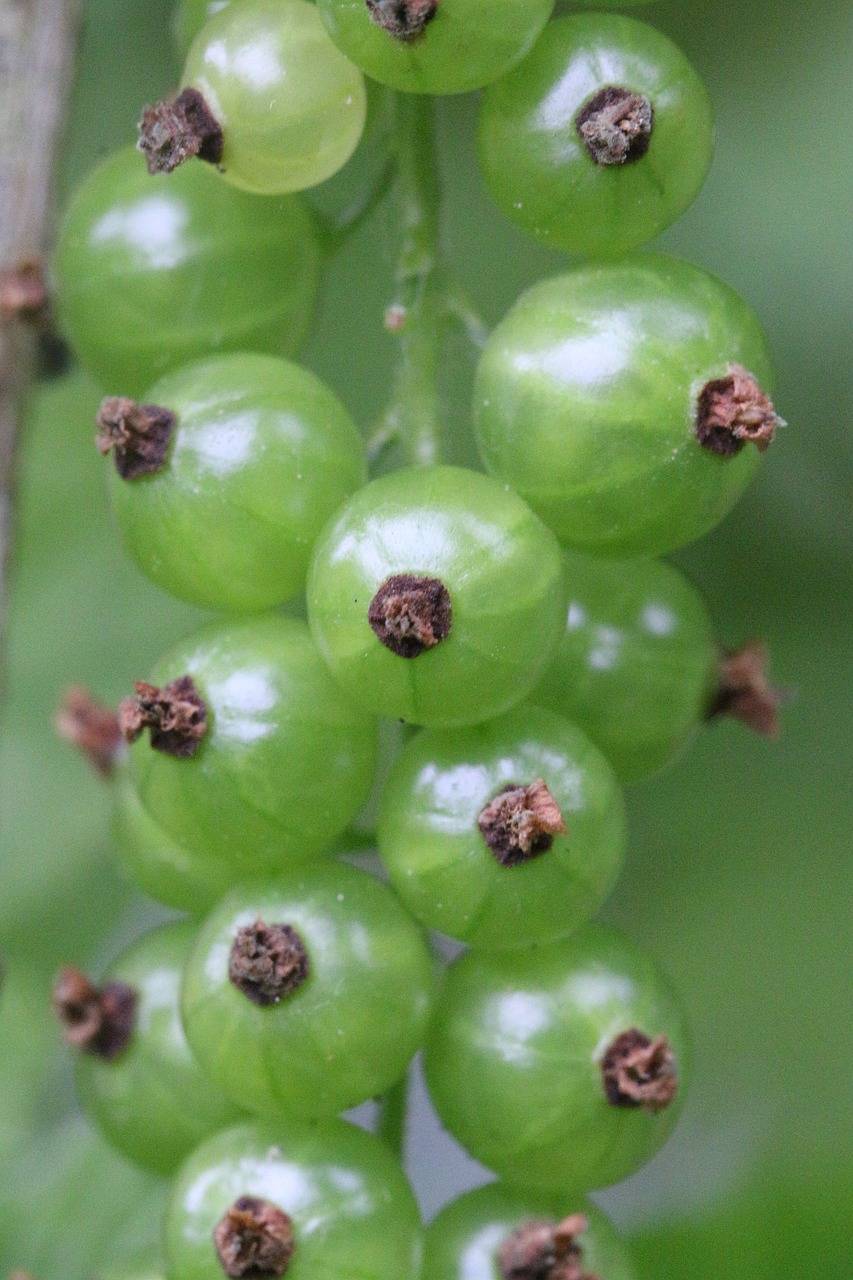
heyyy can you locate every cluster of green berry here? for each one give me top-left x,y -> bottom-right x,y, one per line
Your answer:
50,2 -> 785,1279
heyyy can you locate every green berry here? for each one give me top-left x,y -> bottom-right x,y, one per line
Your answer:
424,1183 -> 636,1280
478,14 -> 714,257
172,0 -> 237,58
424,923 -> 687,1193
180,862 -> 435,1118
124,615 -> 377,872
101,353 -> 366,612
473,254 -> 782,557
54,147 -> 320,396
161,0 -> 367,194
164,1118 -> 423,1280
55,921 -> 242,1176
377,705 -> 625,950
317,0 -> 555,96
307,465 -> 566,726
529,553 -> 718,781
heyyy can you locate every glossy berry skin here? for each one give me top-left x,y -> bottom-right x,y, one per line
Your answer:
73,921 -> 243,1176
183,0 -> 367,194
424,923 -> 687,1193
172,0 -> 237,57
424,1183 -> 636,1280
478,14 -> 714,257
307,465 -> 566,726
181,863 -> 435,1118
127,615 -> 377,872
107,354 -> 366,612
54,147 -> 320,396
318,0 -> 555,96
474,254 -> 776,557
530,554 -> 718,782
164,1118 -> 423,1280
377,705 -> 625,950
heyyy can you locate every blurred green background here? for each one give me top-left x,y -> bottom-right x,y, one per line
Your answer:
1,0 -> 851,1275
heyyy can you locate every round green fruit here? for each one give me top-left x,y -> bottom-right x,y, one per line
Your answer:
180,0 -> 367,193
180,862 -> 435,1118
65,921 -> 243,1175
318,0 -> 555,96
377,705 -> 625,949
102,353 -> 366,612
54,146 -> 320,396
529,553 -> 718,781
478,13 -> 714,257
424,1182 -> 636,1280
424,923 -> 688,1193
473,254 -> 781,557
307,465 -> 566,726
164,1118 -> 422,1280
125,615 -> 377,872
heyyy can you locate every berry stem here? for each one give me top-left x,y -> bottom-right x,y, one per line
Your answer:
371,93 -> 446,468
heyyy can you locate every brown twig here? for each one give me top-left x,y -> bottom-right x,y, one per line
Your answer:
0,0 -> 82,686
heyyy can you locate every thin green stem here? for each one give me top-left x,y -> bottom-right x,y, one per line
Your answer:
376,1073 -> 409,1155
373,94 -> 445,468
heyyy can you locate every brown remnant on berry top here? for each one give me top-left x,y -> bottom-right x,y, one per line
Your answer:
498,1214 -> 600,1280
229,921 -> 310,1007
55,686 -> 124,778
478,779 -> 567,868
707,640 -> 782,736
576,86 -> 653,166
214,1197 -> 296,1279
96,396 -> 176,480
368,573 -> 452,658
52,966 -> 137,1061
366,0 -> 439,40
137,86 -> 224,175
695,364 -> 782,457
600,1028 -> 678,1113
119,675 -> 208,757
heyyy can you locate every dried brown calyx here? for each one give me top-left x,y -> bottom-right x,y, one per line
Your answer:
478,779 -> 567,868
498,1214 -> 599,1280
695,365 -> 783,457
366,0 -> 439,39
600,1028 -> 678,1113
52,966 -> 137,1061
229,921 -> 310,1007
119,676 -> 208,758
214,1197 -> 296,1279
55,686 -> 124,778
137,86 -> 224,175
368,573 -> 452,658
575,86 -> 653,166
707,640 -> 782,736
95,396 -> 176,480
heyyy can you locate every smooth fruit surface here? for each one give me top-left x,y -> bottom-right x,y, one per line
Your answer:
172,0 -> 237,57
424,1182 -> 636,1280
54,147 -> 320,395
181,863 -> 435,1117
73,921 -> 242,1175
530,553 -> 718,781
473,254 -> 775,557
478,13 -> 714,257
183,0 -> 367,193
127,615 -> 377,869
164,1118 -> 423,1280
307,465 -> 566,725
107,354 -> 366,611
318,0 -> 555,96
377,705 -> 625,949
424,923 -> 687,1192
